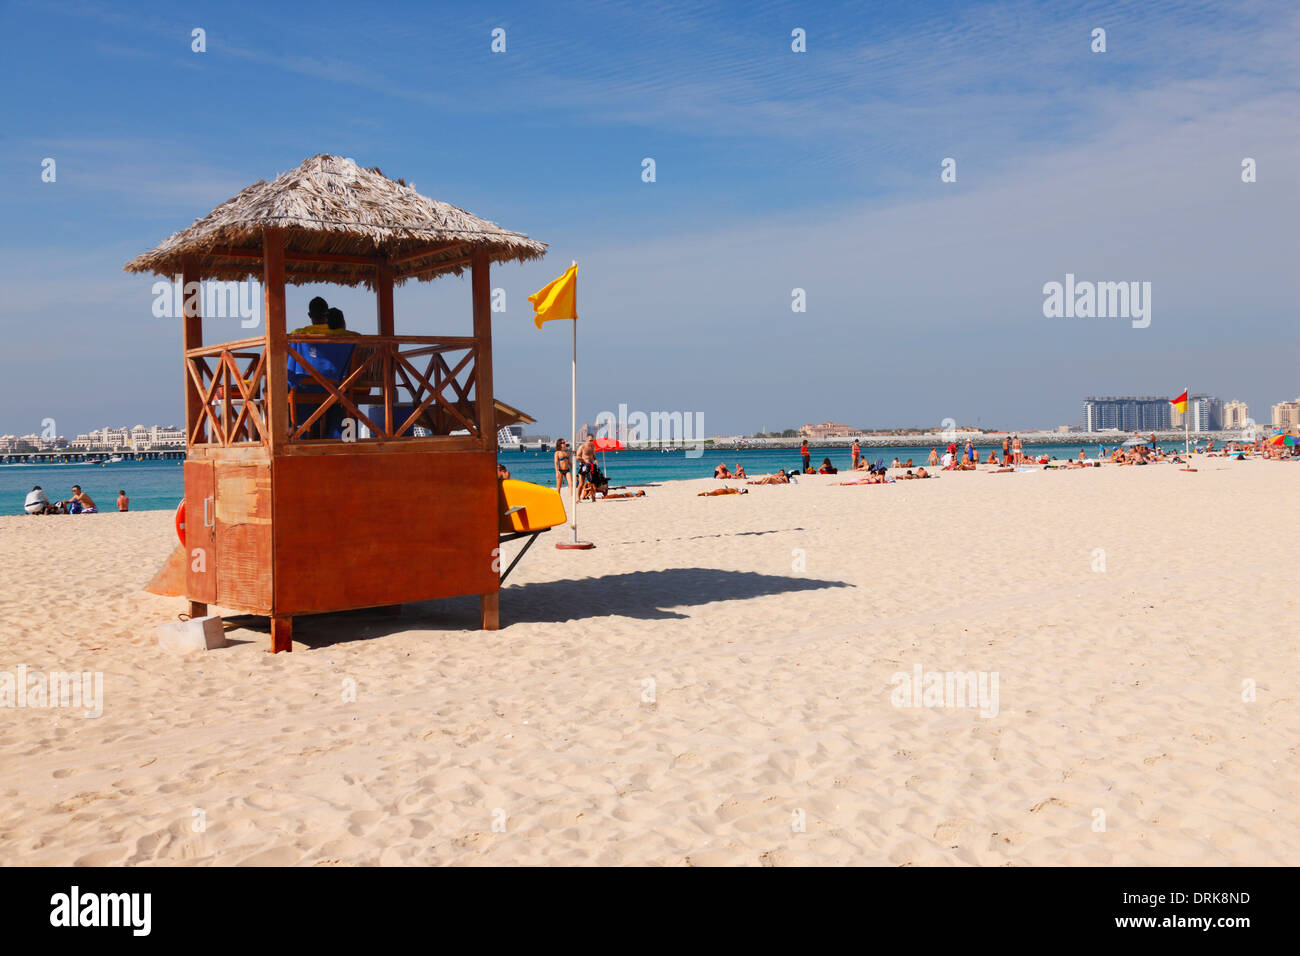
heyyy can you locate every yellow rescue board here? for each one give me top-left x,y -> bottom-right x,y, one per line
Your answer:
499,479 -> 567,534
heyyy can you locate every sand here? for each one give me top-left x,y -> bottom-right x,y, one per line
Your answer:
1,457 -> 1296,866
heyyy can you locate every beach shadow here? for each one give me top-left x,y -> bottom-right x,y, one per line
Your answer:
239,568 -> 852,649
614,526 -> 805,545
492,568 -> 852,625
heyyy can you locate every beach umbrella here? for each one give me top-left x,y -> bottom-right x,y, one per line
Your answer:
592,436 -> 625,473
1122,437 -> 1145,447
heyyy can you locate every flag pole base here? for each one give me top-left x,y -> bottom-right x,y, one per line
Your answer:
556,541 -> 595,550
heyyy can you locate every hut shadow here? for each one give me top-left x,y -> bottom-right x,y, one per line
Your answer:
491,568 -> 852,625
251,568 -> 852,649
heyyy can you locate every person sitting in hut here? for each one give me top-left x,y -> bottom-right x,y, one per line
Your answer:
497,464 -> 511,480
292,296 -> 332,334
287,305 -> 358,438
325,306 -> 360,335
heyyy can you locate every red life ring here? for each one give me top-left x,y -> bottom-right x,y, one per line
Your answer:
175,499 -> 186,546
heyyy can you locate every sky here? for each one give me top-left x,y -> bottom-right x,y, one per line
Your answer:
1,0 -> 1297,438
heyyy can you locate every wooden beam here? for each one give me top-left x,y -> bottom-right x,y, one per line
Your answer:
402,254 -> 473,278
376,258 -> 395,336
270,616 -> 293,653
471,250 -> 496,453
481,592 -> 499,630
207,246 -> 381,267
182,255 -> 203,445
262,228 -> 289,451
390,242 -> 468,266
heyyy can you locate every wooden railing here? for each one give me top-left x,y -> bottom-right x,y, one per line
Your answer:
185,335 -> 480,447
185,337 -> 268,447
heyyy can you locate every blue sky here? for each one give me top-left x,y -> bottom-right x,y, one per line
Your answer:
1,0 -> 1297,437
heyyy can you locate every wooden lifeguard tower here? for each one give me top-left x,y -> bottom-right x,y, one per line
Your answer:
126,155 -> 550,651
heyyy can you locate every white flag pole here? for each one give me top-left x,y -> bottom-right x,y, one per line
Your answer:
571,306 -> 577,542
558,260 -> 593,550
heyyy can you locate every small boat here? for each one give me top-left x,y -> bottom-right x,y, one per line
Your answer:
107,456 -> 124,464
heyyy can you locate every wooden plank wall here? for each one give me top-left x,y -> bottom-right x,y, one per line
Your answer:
271,451 -> 499,615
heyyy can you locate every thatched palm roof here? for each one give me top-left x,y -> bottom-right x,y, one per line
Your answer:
124,154 -> 546,287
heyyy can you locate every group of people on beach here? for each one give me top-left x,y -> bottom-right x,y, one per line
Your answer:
24,485 -> 127,515
700,428 -> 1300,494
553,436 -> 611,500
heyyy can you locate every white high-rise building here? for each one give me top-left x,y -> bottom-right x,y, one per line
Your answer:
1221,400 -> 1249,430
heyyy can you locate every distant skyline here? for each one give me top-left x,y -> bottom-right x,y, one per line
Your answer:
2,0 -> 1296,438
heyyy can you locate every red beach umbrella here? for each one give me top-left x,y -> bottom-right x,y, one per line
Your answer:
592,436 -> 625,475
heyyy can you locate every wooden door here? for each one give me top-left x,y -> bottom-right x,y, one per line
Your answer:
214,462 -> 272,612
184,461 -> 217,605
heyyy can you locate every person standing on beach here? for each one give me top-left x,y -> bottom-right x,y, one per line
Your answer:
928,447 -> 939,466
1012,434 -> 1023,465
1001,435 -> 1010,462
576,436 -> 596,499
800,439 -> 810,473
851,439 -> 861,470
116,490 -> 128,512
553,439 -> 573,492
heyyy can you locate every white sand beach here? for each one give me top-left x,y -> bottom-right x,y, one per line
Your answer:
1,458 -> 1296,866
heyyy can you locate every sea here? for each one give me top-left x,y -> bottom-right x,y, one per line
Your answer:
1,441 -> 1191,514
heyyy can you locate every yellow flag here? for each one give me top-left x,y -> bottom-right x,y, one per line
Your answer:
528,264 -> 577,329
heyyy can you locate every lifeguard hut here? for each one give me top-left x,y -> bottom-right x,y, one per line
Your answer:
126,155 -> 554,651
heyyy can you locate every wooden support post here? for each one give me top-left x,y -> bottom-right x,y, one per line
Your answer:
471,250 -> 496,452
270,616 -> 293,653
480,592 -> 499,630
473,252 -> 500,630
262,228 -> 289,450
376,258 -> 395,336
182,255 -> 203,441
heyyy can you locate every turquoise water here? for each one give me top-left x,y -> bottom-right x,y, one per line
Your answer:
2,442 -> 1191,513
1,459 -> 187,514
495,442 -> 1191,487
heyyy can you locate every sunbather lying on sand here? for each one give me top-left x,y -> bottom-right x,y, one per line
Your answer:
897,468 -> 931,479
600,490 -> 646,499
747,472 -> 790,485
697,487 -> 748,496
